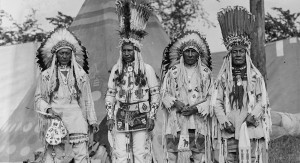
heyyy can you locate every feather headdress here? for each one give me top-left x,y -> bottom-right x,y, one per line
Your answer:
218,6 -> 255,51
116,0 -> 152,49
212,7 -> 272,162
161,30 -> 212,80
36,27 -> 89,73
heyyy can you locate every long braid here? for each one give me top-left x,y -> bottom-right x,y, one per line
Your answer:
50,61 -> 60,101
73,67 -> 81,102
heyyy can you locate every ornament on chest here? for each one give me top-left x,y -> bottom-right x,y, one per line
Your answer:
236,75 -> 242,86
135,88 -> 144,99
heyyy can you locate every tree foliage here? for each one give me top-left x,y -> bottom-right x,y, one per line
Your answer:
150,0 -> 217,39
13,9 -> 46,43
265,7 -> 300,43
0,9 -> 46,45
0,10 -> 74,46
46,11 -> 73,28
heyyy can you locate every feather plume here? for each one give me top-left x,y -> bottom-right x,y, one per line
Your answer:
116,0 -> 152,43
36,27 -> 89,73
218,6 -> 255,50
160,30 -> 212,80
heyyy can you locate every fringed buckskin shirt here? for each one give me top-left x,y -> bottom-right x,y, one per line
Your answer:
214,67 -> 269,140
35,66 -> 97,143
161,63 -> 213,137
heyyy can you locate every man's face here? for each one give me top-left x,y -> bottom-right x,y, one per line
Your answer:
231,47 -> 247,66
122,44 -> 135,63
183,48 -> 200,66
57,48 -> 72,66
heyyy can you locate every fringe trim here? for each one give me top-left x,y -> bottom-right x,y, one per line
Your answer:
37,114 -> 51,146
212,49 -> 271,162
36,54 -> 90,145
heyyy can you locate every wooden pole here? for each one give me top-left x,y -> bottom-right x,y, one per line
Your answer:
250,0 -> 267,79
250,2 -> 269,162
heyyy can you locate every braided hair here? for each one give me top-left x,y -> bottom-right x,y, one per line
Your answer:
49,61 -> 60,102
49,61 -> 82,102
73,66 -> 81,102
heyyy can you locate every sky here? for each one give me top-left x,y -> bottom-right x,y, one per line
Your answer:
1,0 -> 300,52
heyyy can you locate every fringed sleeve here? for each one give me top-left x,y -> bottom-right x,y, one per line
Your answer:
211,80 -> 228,163
34,74 -> 51,145
145,64 -> 160,119
196,100 -> 210,116
161,66 -> 178,137
257,75 -> 272,148
35,76 -> 51,113
197,68 -> 214,163
105,65 -> 118,120
214,81 -> 230,127
197,67 -> 213,116
161,67 -> 177,110
251,78 -> 263,119
82,75 -> 97,125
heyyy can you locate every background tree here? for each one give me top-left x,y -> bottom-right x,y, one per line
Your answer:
46,11 -> 74,28
0,9 -> 46,45
150,0 -> 218,38
0,10 -> 18,45
13,9 -> 46,43
265,7 -> 300,43
0,10 -> 73,46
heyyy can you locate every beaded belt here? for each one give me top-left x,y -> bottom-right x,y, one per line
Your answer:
63,134 -> 89,144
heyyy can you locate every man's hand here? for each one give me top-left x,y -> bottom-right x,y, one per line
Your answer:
91,123 -> 99,133
46,108 -> 61,118
223,121 -> 235,133
147,118 -> 155,131
246,114 -> 259,127
106,119 -> 114,131
181,106 -> 198,116
173,100 -> 185,112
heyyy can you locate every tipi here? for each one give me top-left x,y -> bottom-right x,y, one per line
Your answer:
0,0 -> 170,161
0,43 -> 41,162
1,0 -> 300,161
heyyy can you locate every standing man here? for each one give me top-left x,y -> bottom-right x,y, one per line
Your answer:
212,6 -> 271,163
105,0 -> 160,162
35,28 -> 98,162
160,31 -> 213,163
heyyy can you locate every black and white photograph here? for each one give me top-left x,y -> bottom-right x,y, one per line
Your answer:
0,0 -> 300,162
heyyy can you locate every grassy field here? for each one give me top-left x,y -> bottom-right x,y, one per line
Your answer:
269,135 -> 300,163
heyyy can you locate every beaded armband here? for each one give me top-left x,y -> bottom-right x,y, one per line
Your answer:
106,88 -> 117,97
149,103 -> 159,119
149,86 -> 160,95
105,102 -> 114,120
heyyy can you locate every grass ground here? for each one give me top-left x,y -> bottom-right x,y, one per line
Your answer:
269,135 -> 300,163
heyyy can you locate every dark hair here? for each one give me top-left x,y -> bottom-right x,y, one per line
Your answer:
49,61 -> 60,102
49,61 -> 81,102
122,42 -> 140,52
73,67 -> 81,101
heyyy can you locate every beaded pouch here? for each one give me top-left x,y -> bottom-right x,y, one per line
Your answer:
45,119 -> 67,145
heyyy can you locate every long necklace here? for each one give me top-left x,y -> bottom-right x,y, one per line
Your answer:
185,65 -> 197,83
184,65 -> 197,95
59,66 -> 70,85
